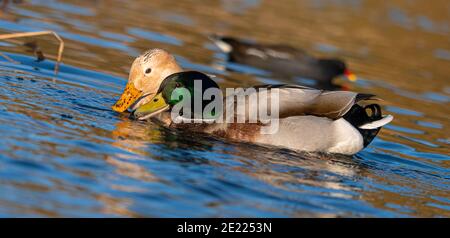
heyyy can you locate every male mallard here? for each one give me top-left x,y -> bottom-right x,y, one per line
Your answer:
130,70 -> 393,155
112,49 -> 182,112
210,35 -> 356,89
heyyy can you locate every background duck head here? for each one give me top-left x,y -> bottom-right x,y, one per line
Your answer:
112,48 -> 182,113
317,58 -> 357,82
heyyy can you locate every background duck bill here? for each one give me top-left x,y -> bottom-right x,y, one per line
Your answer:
344,69 -> 357,82
111,82 -> 143,112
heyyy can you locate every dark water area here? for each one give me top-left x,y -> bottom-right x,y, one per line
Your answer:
0,0 -> 449,217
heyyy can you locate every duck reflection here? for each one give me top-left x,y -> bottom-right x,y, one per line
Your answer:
108,117 -> 161,182
111,114 -> 366,193
239,147 -> 364,191
109,116 -> 221,178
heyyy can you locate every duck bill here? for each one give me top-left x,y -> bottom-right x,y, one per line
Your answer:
132,93 -> 170,120
112,82 -> 143,112
344,69 -> 357,82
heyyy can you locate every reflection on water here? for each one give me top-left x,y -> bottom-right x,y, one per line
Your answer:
0,0 -> 449,217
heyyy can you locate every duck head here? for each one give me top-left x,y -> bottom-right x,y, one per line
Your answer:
131,71 -> 220,121
112,49 -> 183,112
319,59 -> 357,82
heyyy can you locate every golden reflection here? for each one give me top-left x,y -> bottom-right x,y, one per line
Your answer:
96,117 -> 162,216
106,117 -> 162,182
111,118 -> 165,151
96,193 -> 140,217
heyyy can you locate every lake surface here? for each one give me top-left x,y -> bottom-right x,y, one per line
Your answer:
0,0 -> 449,217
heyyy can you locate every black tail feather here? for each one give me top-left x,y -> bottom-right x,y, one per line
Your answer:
343,103 -> 382,147
355,93 -> 377,102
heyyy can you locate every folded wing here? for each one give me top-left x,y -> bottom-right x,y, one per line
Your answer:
232,85 -> 376,120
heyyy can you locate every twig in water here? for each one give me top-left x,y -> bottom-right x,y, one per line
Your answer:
0,31 -> 64,74
23,41 -> 46,62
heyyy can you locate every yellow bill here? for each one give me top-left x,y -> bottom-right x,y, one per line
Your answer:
112,82 -> 143,112
132,93 -> 170,120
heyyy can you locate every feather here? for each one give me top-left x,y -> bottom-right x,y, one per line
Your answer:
359,115 -> 394,129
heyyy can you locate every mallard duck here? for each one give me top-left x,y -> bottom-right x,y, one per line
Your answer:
210,35 -> 356,89
112,49 -> 182,112
130,70 -> 393,155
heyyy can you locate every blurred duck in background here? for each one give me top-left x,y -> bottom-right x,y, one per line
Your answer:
210,35 -> 357,90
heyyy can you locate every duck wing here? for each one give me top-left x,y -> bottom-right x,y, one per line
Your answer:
211,35 -> 315,62
240,43 -> 316,62
236,84 -> 376,120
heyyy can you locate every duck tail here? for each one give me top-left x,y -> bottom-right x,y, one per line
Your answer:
343,103 -> 393,147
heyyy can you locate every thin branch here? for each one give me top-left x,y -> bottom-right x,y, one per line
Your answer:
0,31 -> 64,74
0,52 -> 19,64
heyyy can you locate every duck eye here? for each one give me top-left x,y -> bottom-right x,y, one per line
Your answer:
175,82 -> 181,88
145,68 -> 152,74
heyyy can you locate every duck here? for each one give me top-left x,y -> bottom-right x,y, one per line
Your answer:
209,35 -> 356,90
129,69 -> 393,155
112,49 -> 182,113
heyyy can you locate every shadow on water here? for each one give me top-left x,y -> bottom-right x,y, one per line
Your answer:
0,0 -> 449,217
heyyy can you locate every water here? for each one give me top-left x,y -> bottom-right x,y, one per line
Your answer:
0,0 -> 449,217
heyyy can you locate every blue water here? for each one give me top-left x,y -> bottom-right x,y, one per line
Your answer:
0,0 -> 449,217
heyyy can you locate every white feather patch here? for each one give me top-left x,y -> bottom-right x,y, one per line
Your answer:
213,40 -> 232,53
359,115 -> 394,130
265,49 -> 292,59
246,48 -> 268,59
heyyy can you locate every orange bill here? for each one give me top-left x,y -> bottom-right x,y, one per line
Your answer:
344,69 -> 357,82
112,82 -> 143,112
